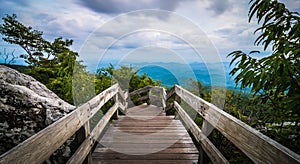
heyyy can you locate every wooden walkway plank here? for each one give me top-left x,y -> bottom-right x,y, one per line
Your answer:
92,104 -> 199,164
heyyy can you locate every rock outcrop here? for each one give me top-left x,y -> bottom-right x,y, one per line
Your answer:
0,65 -> 75,158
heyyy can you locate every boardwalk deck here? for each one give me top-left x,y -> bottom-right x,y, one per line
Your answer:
1,85 -> 299,164
92,104 -> 199,164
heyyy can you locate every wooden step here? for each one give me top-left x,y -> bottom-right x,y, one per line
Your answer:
92,104 -> 199,163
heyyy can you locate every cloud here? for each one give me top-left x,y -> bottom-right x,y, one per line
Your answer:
206,0 -> 233,15
77,0 -> 190,14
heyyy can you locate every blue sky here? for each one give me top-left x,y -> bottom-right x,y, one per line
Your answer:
0,0 -> 299,69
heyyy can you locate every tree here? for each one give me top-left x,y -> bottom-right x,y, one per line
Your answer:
228,0 -> 299,119
96,64 -> 159,92
0,14 -> 82,104
0,14 -> 50,66
227,0 -> 300,152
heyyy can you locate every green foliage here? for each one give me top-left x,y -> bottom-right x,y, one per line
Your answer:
182,78 -> 300,158
228,0 -> 300,112
95,64 -> 160,106
0,14 -> 85,104
227,0 -> 300,154
0,14 -> 48,66
96,64 -> 159,92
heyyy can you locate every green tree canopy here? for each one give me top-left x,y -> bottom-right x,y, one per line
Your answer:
227,0 -> 300,153
228,0 -> 300,119
0,14 -> 84,104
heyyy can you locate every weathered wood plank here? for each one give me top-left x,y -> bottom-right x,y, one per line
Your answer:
93,104 -> 199,163
117,115 -> 175,120
100,135 -> 191,141
200,120 -> 213,164
100,139 -> 194,144
67,103 -> 119,164
92,153 -> 199,160
112,122 -> 183,127
92,160 -> 198,164
0,105 -> 88,163
161,87 -> 167,109
88,84 -> 119,118
75,121 -> 92,164
116,126 -> 185,131
174,85 -> 300,163
126,104 -> 164,116
94,147 -> 198,154
113,94 -> 119,120
0,84 -> 119,164
201,120 -> 214,137
117,88 -> 128,113
165,102 -> 174,112
113,118 -> 180,123
132,95 -> 148,103
129,86 -> 151,96
173,102 -> 229,164
118,87 -> 127,102
118,101 -> 126,113
166,86 -> 175,100
97,143 -> 197,149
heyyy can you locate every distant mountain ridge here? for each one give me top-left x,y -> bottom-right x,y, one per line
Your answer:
94,61 -> 241,89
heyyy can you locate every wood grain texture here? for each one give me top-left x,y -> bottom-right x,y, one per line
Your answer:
173,102 -> 229,164
166,87 -> 175,100
67,103 -> 119,164
118,87 -> 128,102
92,104 -> 199,163
0,84 -> 119,164
132,95 -> 148,103
129,86 -> 151,96
161,87 -> 167,109
3,84 -> 298,164
174,85 -> 300,163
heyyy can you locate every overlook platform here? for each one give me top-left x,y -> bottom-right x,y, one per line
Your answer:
92,104 -> 199,164
0,84 -> 299,164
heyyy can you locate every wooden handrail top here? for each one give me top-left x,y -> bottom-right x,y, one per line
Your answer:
170,85 -> 300,163
1,84 -> 299,164
129,86 -> 152,96
0,83 -> 126,164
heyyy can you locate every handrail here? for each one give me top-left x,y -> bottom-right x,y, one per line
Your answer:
129,86 -> 166,108
173,101 -> 229,163
2,84 -> 299,163
129,86 -> 152,96
0,83 -> 127,164
167,84 -> 300,163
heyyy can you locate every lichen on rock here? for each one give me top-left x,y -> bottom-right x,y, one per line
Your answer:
0,65 -> 75,161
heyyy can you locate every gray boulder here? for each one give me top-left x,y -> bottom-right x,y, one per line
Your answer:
0,65 -> 75,157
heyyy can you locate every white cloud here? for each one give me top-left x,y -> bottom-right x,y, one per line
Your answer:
1,0 -> 294,67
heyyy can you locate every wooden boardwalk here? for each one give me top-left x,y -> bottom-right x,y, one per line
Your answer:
2,85 -> 298,164
92,104 -> 199,164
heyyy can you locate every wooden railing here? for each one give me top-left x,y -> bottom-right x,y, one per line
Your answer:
1,84 -> 299,164
129,86 -> 167,109
166,84 -> 300,164
0,83 -> 128,164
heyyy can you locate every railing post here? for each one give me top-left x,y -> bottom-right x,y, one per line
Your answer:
174,92 -> 181,119
76,122 -> 92,164
198,145 -> 210,164
161,87 -> 167,110
175,93 -> 181,104
202,120 -> 214,137
124,90 -> 128,110
146,88 -> 151,105
113,94 -> 119,120
198,120 -> 214,164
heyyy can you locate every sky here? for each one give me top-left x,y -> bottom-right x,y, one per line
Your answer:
0,0 -> 299,70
